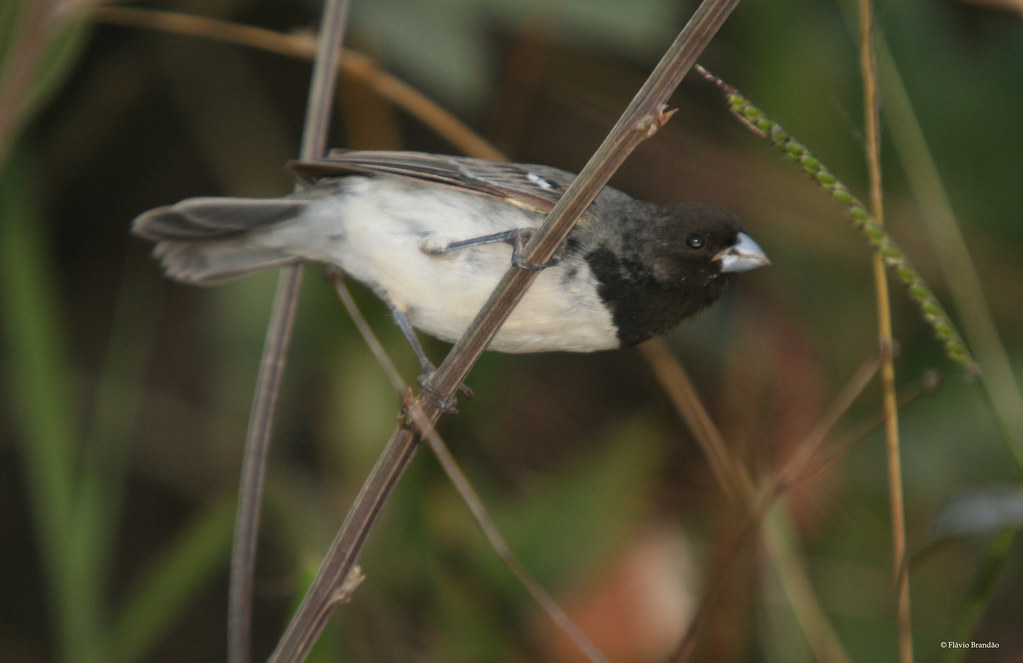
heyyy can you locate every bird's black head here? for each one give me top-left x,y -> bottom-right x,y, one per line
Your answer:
585,202 -> 768,346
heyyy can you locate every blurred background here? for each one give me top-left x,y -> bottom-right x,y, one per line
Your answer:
2,0 -> 1023,661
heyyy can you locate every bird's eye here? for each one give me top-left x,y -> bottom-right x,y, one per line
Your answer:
686,233 -> 706,249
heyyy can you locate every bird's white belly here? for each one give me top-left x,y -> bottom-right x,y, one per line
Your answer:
283,177 -> 619,353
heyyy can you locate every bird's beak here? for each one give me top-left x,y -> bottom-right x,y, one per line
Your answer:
716,232 -> 770,273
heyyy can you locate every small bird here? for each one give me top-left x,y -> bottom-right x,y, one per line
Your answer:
132,150 -> 768,372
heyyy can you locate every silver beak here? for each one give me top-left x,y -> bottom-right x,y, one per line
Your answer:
716,232 -> 770,273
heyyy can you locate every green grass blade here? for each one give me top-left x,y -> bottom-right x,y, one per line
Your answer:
0,151 -> 91,660
71,256 -> 163,663
106,494 -> 236,663
940,527 -> 1015,663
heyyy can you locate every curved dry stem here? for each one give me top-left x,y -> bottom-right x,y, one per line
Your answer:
91,7 -> 504,160
227,2 -> 352,663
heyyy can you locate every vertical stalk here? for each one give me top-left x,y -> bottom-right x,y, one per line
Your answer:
857,1 -> 912,661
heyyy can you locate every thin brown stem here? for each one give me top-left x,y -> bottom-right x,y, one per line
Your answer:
325,149 -> 609,663
427,0 -> 741,412
228,269 -> 303,663
763,507 -> 851,663
876,36 -> 1023,467
228,2 -> 352,663
268,1 -> 742,660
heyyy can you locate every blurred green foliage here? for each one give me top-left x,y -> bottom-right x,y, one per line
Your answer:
2,0 -> 1023,661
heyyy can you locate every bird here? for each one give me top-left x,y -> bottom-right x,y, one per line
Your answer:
132,150 -> 768,373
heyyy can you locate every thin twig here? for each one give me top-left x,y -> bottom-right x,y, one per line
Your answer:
296,2 -> 350,162
228,2 -> 352,663
269,1 -> 742,660
228,271 -> 303,663
790,370 -> 941,501
328,273 -> 407,394
670,489 -> 766,662
857,2 -> 913,661
319,118 -> 611,663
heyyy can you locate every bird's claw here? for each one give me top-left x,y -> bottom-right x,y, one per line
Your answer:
415,370 -> 472,415
510,230 -> 563,271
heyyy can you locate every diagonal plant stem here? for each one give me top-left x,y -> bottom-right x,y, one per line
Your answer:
269,1 -> 742,660
876,31 -> 1023,655
639,339 -> 754,503
228,2 -> 352,663
416,414 -> 611,663
770,353 -> 884,494
328,274 -> 610,663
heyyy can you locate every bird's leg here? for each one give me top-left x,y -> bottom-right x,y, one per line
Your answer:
325,266 -> 470,413
420,228 -> 563,271
421,229 -> 521,254
384,298 -> 434,375
383,297 -> 472,414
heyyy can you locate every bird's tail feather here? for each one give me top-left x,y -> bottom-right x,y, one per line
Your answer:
132,197 -> 307,284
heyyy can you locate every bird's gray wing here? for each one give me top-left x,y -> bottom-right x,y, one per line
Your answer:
288,150 -> 577,215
